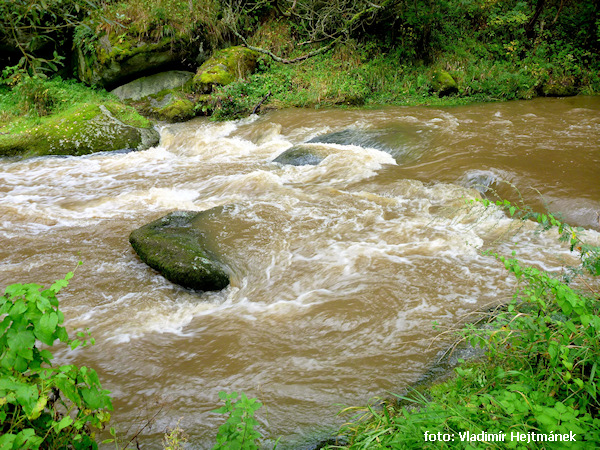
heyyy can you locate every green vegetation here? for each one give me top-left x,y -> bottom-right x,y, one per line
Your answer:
331,201 -> 600,448
0,76 -> 157,158
2,0 -> 599,122
0,270 -> 112,449
213,391 -> 265,450
210,0 -> 600,118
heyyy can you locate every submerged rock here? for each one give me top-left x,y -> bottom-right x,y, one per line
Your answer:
129,210 -> 230,291
273,127 -> 418,165
0,102 -> 159,159
192,46 -> 259,93
273,145 -> 334,166
307,129 -> 389,149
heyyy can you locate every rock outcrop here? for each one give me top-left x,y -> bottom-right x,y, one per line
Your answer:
111,71 -> 195,101
129,210 -> 230,291
75,33 -> 193,89
192,46 -> 259,93
112,71 -> 198,123
431,70 -> 458,96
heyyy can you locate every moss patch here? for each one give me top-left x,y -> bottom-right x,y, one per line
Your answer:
432,70 -> 458,96
192,46 -> 259,93
0,101 -> 158,159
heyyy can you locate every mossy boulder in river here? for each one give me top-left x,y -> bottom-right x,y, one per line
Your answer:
192,46 -> 259,93
110,70 -> 198,122
129,210 -> 230,291
0,102 -> 159,159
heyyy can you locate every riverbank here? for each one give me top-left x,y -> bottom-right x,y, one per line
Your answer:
1,0 -> 599,131
327,203 -> 600,449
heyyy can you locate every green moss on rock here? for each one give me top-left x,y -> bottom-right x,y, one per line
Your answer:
192,46 -> 259,93
129,89 -> 197,123
76,32 -> 190,89
129,210 -> 230,291
431,70 -> 458,96
0,101 -> 159,159
156,95 -> 196,122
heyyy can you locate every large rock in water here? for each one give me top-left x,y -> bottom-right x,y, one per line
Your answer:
0,102 -> 159,159
192,46 -> 259,93
129,210 -> 230,291
111,70 -> 197,123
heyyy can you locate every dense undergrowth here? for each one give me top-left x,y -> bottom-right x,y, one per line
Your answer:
0,270 -> 112,449
330,201 -> 600,449
1,0 -> 599,121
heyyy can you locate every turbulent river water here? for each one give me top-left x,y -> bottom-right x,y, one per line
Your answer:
1,97 -> 599,448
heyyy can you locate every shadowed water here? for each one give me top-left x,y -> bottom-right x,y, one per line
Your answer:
0,97 -> 598,448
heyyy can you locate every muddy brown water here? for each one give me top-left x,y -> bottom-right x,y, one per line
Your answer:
1,97 -> 599,448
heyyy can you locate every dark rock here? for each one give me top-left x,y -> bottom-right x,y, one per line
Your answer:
273,145 -> 333,166
129,210 -> 230,291
307,129 -> 388,149
75,33 -> 193,89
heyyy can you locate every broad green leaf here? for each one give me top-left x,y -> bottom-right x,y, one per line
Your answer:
0,433 -> 17,449
81,386 -> 108,410
16,384 -> 38,417
55,415 -> 74,432
35,312 -> 58,345
7,329 -> 35,358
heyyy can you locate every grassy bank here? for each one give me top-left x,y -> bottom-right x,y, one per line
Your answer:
328,202 -> 600,449
0,77 -> 155,158
209,12 -> 600,119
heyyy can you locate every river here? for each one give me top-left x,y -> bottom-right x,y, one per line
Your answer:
1,97 -> 599,448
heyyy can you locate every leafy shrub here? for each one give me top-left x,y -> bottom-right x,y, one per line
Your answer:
0,271 -> 112,449
213,391 -> 263,449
